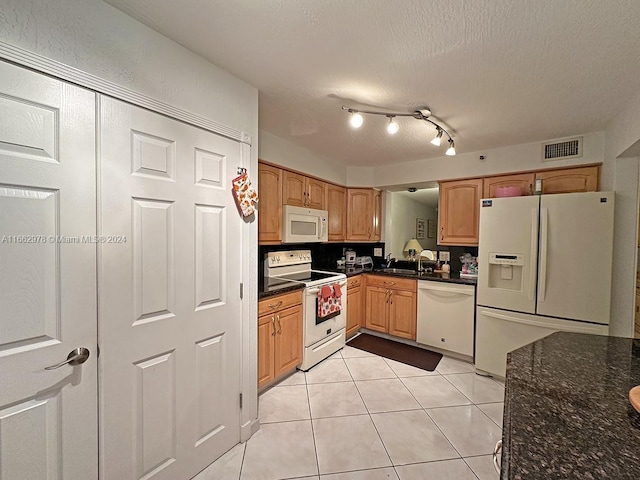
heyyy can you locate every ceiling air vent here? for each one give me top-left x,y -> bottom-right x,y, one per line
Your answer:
542,136 -> 583,161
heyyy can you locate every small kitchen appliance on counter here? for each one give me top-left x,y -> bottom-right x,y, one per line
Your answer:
355,256 -> 373,267
345,249 -> 356,266
265,250 -> 347,370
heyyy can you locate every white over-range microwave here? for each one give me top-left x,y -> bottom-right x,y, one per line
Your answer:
282,205 -> 328,243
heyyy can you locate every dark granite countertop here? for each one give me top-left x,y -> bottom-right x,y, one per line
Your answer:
369,269 -> 477,285
502,332 -> 640,479
258,278 -> 304,300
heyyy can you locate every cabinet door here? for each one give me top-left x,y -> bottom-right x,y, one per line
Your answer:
283,170 -> 306,206
258,163 -> 282,243
483,173 -> 535,198
307,177 -> 326,209
258,314 -> 276,388
346,283 -> 363,338
438,178 -> 483,246
327,183 -> 347,241
365,286 -> 389,333
388,290 -> 417,340
536,165 -> 599,194
347,188 -> 374,241
372,189 -> 383,241
274,304 -> 303,376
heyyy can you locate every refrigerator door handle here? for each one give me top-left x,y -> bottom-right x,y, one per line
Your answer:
538,207 -> 548,303
528,207 -> 538,302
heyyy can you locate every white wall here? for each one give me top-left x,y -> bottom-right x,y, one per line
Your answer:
372,131 -> 608,187
0,0 -> 260,441
384,192 -> 438,259
259,130 -> 347,184
605,89 -> 640,338
0,0 -> 258,137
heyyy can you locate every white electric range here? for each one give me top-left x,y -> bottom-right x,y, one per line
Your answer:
264,250 -> 347,370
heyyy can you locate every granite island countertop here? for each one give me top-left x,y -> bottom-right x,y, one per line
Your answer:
502,332 -> 640,479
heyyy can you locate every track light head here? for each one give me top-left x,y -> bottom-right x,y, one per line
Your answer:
386,116 -> 399,135
349,111 -> 364,128
446,139 -> 456,156
430,128 -> 443,146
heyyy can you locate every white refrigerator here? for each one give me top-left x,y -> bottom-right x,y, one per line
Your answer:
475,191 -> 614,377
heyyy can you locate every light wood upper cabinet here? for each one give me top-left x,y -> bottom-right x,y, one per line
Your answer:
483,173 -> 535,198
307,177 -> 326,209
536,165 -> 599,194
282,171 -> 306,207
438,178 -> 483,246
347,188 -> 381,242
327,183 -> 347,242
373,189 -> 382,241
258,162 -> 282,244
283,170 -> 326,209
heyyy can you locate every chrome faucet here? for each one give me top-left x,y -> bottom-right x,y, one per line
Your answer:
385,253 -> 394,268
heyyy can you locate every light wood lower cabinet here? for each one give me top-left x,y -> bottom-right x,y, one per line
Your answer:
258,290 -> 303,388
364,275 -> 417,340
346,275 -> 363,338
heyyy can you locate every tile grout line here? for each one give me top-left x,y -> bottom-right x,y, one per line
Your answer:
347,350 -> 400,478
304,375 -> 322,479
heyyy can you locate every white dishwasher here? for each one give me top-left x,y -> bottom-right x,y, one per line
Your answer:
416,281 -> 475,357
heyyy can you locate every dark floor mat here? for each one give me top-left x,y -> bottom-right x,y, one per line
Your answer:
347,333 -> 443,371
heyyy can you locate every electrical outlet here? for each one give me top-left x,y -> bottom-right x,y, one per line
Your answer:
373,247 -> 382,257
439,251 -> 450,261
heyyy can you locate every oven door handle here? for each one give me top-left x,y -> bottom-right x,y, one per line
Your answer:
306,280 -> 346,295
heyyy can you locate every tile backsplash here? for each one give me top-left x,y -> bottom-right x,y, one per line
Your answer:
259,243 -> 386,271
259,243 -> 478,273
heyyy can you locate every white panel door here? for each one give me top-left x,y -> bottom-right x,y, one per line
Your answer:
99,96 -> 242,480
477,195 -> 539,313
537,192 -> 614,324
0,61 -> 97,479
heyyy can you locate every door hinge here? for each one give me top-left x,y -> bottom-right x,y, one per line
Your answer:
240,282 -> 243,299
239,393 -> 243,409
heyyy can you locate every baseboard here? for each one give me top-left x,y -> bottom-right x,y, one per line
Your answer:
240,418 -> 259,442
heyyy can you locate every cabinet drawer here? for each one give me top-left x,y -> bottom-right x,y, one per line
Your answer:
347,275 -> 362,289
258,290 -> 303,316
365,274 -> 416,292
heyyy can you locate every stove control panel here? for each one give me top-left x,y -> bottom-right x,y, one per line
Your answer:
266,249 -> 312,267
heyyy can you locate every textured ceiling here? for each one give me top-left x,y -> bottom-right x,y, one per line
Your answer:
104,0 -> 640,167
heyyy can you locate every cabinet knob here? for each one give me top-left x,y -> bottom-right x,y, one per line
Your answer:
276,314 -> 282,334
271,316 -> 277,336
440,227 -> 444,241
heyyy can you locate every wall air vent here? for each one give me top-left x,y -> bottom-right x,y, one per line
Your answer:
542,136 -> 583,161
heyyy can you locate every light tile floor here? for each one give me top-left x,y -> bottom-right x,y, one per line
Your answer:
196,345 -> 503,480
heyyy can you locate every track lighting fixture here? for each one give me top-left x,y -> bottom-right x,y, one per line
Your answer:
342,105 -> 455,155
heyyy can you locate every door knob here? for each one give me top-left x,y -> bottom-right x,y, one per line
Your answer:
45,347 -> 90,370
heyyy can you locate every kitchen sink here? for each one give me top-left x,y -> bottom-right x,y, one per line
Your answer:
376,268 -> 417,275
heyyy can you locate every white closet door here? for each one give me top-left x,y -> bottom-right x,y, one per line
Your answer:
99,96 -> 242,480
0,61 -> 98,479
